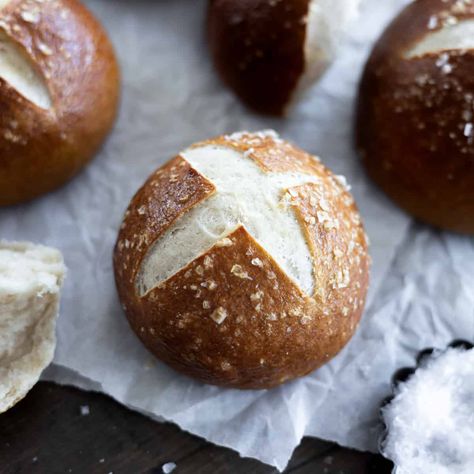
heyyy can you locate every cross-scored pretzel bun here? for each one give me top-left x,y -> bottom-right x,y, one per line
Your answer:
357,0 -> 474,234
0,0 -> 120,206
207,0 -> 361,115
114,131 -> 370,389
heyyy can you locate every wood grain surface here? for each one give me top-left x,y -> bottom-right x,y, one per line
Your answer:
0,382 -> 393,474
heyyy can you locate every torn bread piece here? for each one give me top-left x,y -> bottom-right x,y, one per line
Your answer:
0,241 -> 65,413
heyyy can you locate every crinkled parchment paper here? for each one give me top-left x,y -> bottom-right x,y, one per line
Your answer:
2,0 -> 473,470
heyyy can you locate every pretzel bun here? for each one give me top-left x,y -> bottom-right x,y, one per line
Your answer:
0,0 -> 120,206
114,131 -> 369,389
356,0 -> 474,234
0,241 -> 65,413
207,0 -> 361,115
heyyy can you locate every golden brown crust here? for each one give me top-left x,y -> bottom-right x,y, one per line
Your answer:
114,156 -> 216,317
114,133 -> 370,389
292,181 -> 368,322
207,0 -> 310,115
0,0 -> 120,206
133,226 -> 314,388
195,131 -> 323,174
356,0 -> 474,234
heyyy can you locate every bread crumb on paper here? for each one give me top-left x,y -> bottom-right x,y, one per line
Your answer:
162,462 -> 176,474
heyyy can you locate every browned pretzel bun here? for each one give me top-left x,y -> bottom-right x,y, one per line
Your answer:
207,0 -> 360,115
114,131 -> 370,389
0,0 -> 120,206
356,0 -> 474,234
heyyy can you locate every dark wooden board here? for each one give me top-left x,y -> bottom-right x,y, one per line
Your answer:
0,382 -> 393,474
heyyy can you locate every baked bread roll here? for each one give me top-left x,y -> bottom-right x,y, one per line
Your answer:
207,0 -> 361,115
0,0 -> 120,206
0,241 -> 65,413
356,0 -> 474,234
114,131 -> 369,389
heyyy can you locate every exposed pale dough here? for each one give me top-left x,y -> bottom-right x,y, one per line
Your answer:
295,0 -> 362,95
137,144 -> 319,297
0,241 -> 65,413
0,30 -> 51,109
406,20 -> 474,58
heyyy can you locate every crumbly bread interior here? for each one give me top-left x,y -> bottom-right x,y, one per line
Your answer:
0,29 -> 51,109
406,19 -> 474,58
0,242 -> 65,413
138,144 -> 318,297
297,0 -> 361,93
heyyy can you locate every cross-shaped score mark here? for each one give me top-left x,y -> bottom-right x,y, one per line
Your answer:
406,18 -> 474,59
0,7 -> 51,110
137,144 -> 321,298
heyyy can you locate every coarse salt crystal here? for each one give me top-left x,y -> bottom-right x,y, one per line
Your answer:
428,15 -> 438,29
216,237 -> 233,247
464,123 -> 473,137
37,42 -> 53,56
210,307 -> 228,325
162,462 -> 176,474
21,10 -> 40,23
335,175 -> 351,191
231,264 -> 252,280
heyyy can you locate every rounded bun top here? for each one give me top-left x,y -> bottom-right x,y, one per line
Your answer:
0,0 -> 120,206
0,0 -> 118,113
357,0 -> 474,234
208,0 -> 309,115
114,131 -> 370,389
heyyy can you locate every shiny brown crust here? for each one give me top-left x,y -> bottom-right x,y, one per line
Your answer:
0,0 -> 120,206
356,0 -> 474,234
207,0 -> 309,115
114,133 -> 370,389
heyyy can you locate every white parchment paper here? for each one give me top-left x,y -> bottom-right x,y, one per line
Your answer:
2,0 -> 473,470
